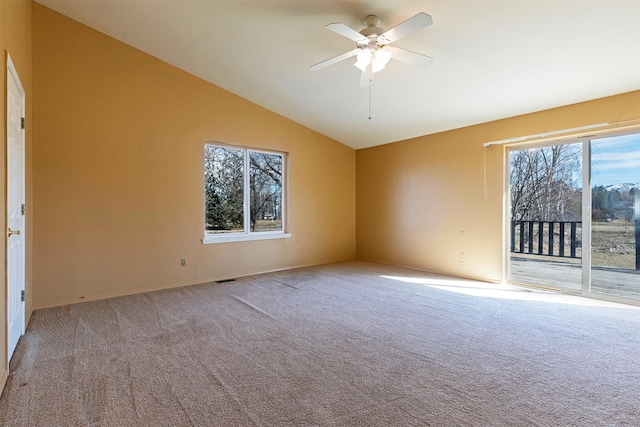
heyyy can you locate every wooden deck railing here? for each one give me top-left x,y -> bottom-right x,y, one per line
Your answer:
511,220 -> 582,259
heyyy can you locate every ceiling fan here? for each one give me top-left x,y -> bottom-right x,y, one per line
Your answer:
310,12 -> 434,87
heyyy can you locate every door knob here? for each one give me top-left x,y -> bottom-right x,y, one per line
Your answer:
7,228 -> 20,237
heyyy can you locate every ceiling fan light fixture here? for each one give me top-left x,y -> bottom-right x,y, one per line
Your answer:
372,47 -> 391,72
354,46 -> 391,73
354,48 -> 372,71
371,61 -> 385,73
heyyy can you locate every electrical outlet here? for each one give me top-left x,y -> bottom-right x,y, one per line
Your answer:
460,230 -> 465,239
181,258 -> 187,267
459,252 -> 465,268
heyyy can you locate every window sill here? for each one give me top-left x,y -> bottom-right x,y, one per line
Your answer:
202,232 -> 292,244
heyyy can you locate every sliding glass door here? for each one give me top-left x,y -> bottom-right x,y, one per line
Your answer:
508,142 -> 583,293
508,130 -> 640,304
589,133 -> 640,300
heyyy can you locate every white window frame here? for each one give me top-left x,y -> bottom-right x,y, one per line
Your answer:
203,143 -> 291,244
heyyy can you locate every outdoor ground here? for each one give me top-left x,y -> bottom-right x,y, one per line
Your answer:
592,219 -> 637,269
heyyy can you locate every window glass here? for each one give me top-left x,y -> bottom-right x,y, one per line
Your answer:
249,151 -> 283,232
205,145 -> 244,234
205,144 -> 287,241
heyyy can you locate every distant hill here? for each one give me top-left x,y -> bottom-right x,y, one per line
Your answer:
604,182 -> 640,192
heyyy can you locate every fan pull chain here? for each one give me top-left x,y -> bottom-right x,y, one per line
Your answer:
368,81 -> 372,120
368,67 -> 374,120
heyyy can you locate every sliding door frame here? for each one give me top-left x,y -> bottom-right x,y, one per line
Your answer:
580,135 -> 592,297
504,127 -> 640,306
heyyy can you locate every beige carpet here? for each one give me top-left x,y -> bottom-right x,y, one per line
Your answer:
1,261 -> 639,426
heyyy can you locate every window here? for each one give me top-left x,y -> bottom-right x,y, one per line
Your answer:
203,143 -> 290,243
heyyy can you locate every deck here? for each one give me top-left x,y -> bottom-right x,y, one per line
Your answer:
510,255 -> 640,301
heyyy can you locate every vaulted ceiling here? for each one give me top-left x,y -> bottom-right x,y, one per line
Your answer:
35,0 -> 640,149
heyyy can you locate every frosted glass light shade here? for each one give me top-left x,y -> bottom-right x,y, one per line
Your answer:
355,47 -> 391,73
354,49 -> 372,71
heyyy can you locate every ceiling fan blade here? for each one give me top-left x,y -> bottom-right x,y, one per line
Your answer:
380,12 -> 432,43
389,46 -> 434,68
326,22 -> 368,43
310,48 -> 360,72
360,68 -> 372,87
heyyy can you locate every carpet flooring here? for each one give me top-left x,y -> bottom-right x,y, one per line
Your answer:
0,261 -> 639,426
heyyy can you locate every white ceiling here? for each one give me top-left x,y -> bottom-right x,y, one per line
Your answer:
35,0 -> 640,149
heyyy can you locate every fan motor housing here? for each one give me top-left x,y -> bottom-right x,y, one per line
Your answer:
360,15 -> 384,38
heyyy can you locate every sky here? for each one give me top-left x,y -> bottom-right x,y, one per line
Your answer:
590,133 -> 640,187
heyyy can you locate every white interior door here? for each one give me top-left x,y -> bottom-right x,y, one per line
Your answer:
7,55 -> 26,360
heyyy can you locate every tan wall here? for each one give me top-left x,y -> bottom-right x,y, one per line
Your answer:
32,4 -> 355,308
356,91 -> 640,282
1,0 -> 32,392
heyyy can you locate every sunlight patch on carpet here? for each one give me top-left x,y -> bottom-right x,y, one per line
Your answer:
380,275 -> 640,308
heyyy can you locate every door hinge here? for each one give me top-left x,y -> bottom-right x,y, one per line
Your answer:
21,117 -> 25,130
21,204 -> 25,216
21,290 -> 25,302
